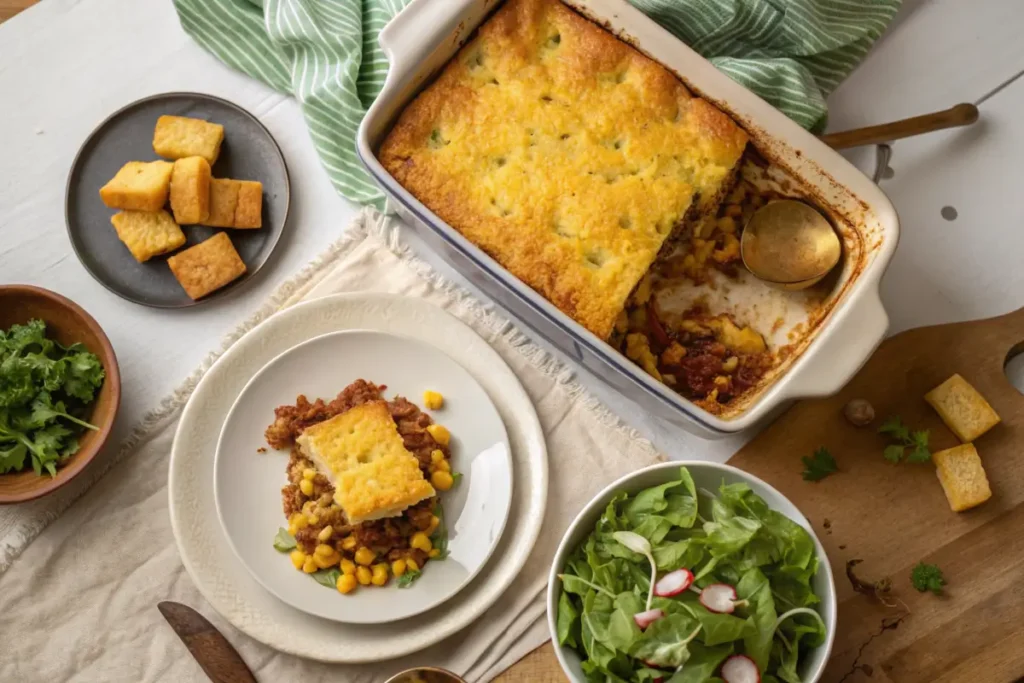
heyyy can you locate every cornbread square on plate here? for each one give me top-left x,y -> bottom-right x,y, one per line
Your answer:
152,115 -> 225,164
932,443 -> 992,512
207,178 -> 240,228
296,401 -> 435,524
925,373 -> 1001,443
166,232 -> 246,299
233,180 -> 263,228
170,156 -> 212,225
379,0 -> 747,339
99,160 -> 174,212
110,210 -> 186,262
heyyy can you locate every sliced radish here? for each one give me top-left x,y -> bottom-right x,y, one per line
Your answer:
700,583 -> 745,614
720,654 -> 760,683
633,608 -> 665,630
654,568 -> 694,597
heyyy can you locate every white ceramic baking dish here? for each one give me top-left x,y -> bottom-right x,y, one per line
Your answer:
356,0 -> 899,438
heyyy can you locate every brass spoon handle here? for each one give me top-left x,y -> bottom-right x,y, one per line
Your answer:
819,103 -> 979,150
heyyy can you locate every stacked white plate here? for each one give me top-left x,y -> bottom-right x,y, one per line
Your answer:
168,293 -> 548,662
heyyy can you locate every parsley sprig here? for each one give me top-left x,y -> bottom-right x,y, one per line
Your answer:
878,416 -> 931,464
911,562 -> 946,595
802,447 -> 838,481
0,319 -> 105,476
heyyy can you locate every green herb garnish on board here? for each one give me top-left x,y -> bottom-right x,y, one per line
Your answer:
911,562 -> 946,595
879,416 -> 931,463
556,467 -> 827,682
431,501 -> 450,560
0,319 -> 105,477
801,447 -> 838,481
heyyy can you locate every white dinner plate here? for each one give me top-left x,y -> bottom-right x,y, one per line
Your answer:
168,293 -> 548,663
214,330 -> 513,624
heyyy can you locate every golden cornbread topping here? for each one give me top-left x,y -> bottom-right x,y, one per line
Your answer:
380,0 -> 747,339
264,380 -> 459,593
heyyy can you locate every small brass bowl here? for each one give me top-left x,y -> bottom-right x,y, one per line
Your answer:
384,667 -> 467,683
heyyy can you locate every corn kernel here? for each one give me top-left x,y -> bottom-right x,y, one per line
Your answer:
427,515 -> 440,535
725,204 -> 743,217
356,566 -> 372,585
314,551 -> 340,569
317,525 -> 334,542
429,549 -> 440,559
354,546 -> 376,566
406,559 -> 419,572
336,574 -> 357,594
371,563 -> 389,586
301,500 -> 316,515
302,468 -> 316,481
302,556 -> 318,573
340,558 -> 356,575
722,356 -> 739,373
289,550 -> 306,570
287,523 -> 299,537
391,559 -> 407,577
341,536 -> 357,551
426,424 -> 450,446
410,532 -> 432,552
431,470 -> 454,491
299,479 -> 314,496
714,375 -> 730,388
430,449 -> 445,464
435,459 -> 451,473
314,544 -> 335,558
288,512 -> 308,530
423,390 -> 444,410
717,216 -> 737,234
307,514 -> 320,526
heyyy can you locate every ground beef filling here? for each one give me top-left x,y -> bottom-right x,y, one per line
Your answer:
268,379 -> 447,569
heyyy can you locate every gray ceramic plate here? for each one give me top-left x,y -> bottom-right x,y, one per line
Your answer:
66,92 -> 290,308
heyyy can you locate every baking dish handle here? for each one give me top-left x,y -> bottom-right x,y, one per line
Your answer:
781,292 -> 890,399
378,0 -> 468,68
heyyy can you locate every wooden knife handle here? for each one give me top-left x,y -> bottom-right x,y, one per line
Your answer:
820,103 -> 979,150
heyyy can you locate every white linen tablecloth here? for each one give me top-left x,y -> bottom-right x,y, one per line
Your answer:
0,209 -> 664,683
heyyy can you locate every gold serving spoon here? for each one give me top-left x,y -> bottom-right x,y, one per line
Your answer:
741,103 -> 979,289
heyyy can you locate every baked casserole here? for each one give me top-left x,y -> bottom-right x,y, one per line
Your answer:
265,380 -> 457,594
380,0 -> 748,341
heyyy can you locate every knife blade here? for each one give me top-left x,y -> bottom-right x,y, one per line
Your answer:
158,601 -> 257,683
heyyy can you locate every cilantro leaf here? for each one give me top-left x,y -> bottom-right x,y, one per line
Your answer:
883,444 -> 905,463
911,562 -> 946,595
878,416 -> 910,442
273,528 -> 297,552
801,447 -> 837,481
0,320 -> 105,477
451,471 -> 463,486
397,569 -> 422,588
431,501 -> 450,560
311,568 -> 341,589
880,417 -> 931,464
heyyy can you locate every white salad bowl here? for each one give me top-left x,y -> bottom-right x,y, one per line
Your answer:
547,461 -> 837,683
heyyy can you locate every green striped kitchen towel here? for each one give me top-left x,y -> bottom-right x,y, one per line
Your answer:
174,0 -> 900,208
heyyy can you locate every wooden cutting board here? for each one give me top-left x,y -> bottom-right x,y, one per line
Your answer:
497,306 -> 1024,683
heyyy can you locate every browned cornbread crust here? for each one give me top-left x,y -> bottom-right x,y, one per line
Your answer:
380,0 -> 747,338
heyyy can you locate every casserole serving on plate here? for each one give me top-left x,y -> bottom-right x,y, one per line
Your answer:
357,0 -> 899,437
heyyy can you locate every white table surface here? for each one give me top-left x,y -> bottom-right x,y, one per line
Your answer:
2,0 -> 1023,473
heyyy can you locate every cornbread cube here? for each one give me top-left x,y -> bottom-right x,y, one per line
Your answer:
233,180 -> 263,229
207,178 -> 240,228
296,401 -> 435,524
109,210 -> 186,262
169,157 -> 212,225
166,232 -> 246,300
99,161 -> 173,212
925,373 -> 1001,443
152,115 -> 225,164
932,443 -> 992,512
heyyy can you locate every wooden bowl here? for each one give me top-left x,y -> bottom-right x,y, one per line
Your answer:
0,285 -> 121,503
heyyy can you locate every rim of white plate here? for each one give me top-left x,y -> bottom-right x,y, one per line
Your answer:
213,329 -> 513,624
168,292 -> 549,663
